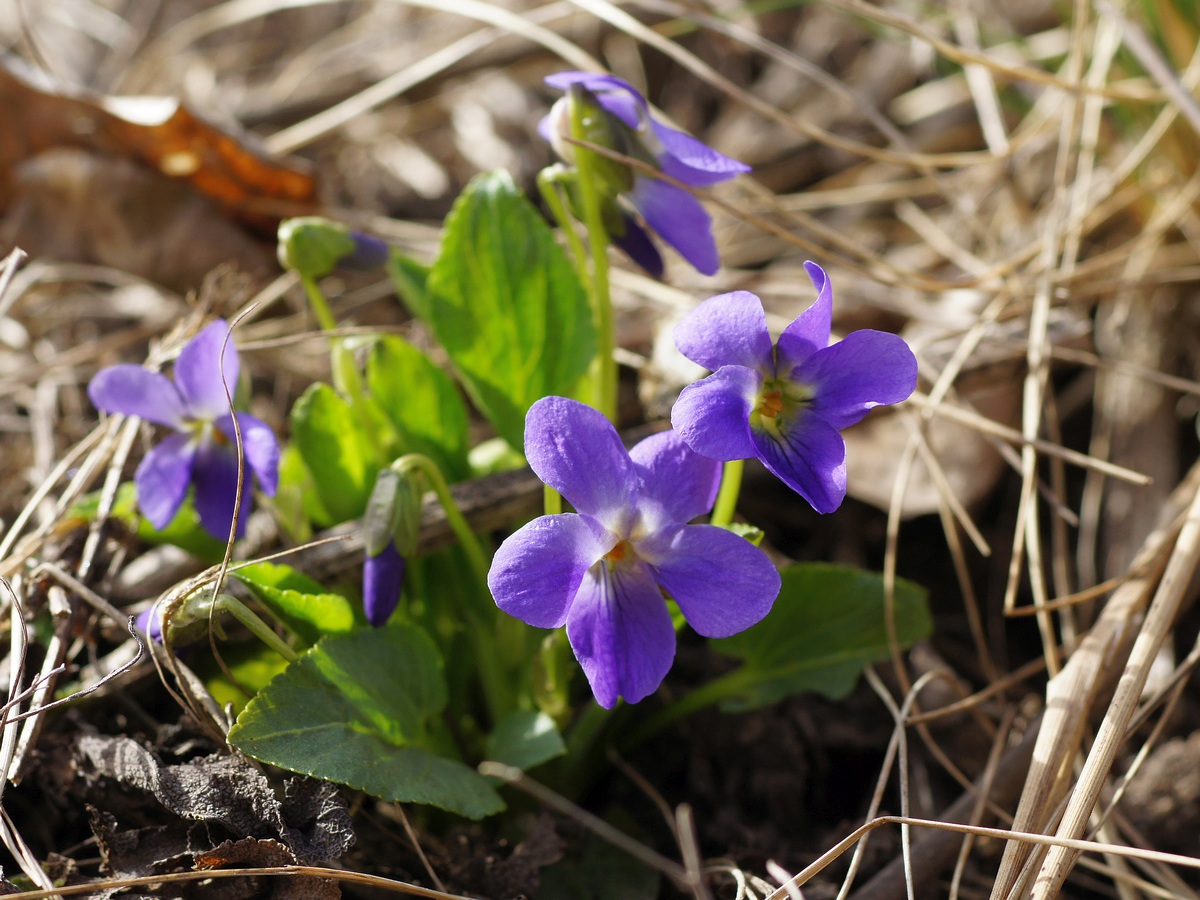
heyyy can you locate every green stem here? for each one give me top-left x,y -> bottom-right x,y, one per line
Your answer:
710,459 -> 745,528
537,167 -> 589,275
301,274 -> 391,466
565,699 -> 616,758
544,484 -> 562,516
392,453 -> 511,722
301,274 -> 361,396
216,595 -> 301,664
393,454 -> 489,591
621,669 -> 749,751
569,111 -> 617,422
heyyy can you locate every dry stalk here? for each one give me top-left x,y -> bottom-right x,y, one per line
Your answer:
990,458 -> 1200,898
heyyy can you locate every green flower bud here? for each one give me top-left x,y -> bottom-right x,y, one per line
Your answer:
277,217 -> 388,280
364,468 -> 403,558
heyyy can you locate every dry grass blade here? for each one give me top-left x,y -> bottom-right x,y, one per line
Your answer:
5,0 -> 1200,895
1031,464 -> 1200,895
990,459 -> 1200,898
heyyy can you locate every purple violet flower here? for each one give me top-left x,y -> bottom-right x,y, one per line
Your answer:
488,396 -> 781,708
541,71 -> 750,277
363,540 -> 406,628
88,320 -> 280,540
136,605 -> 164,643
671,262 -> 918,514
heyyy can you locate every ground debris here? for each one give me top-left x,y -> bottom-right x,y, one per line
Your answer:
67,729 -> 353,895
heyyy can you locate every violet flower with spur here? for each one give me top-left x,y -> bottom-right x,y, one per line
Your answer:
488,396 -> 780,708
672,262 -> 917,513
88,320 -> 279,539
542,71 -> 749,277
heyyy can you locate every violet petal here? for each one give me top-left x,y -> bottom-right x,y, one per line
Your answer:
673,290 -> 774,373
565,563 -> 676,708
775,261 -> 834,373
134,432 -> 196,530
751,414 -> 847,514
340,232 -> 390,271
175,321 -> 239,420
628,430 -> 720,528
610,213 -> 664,278
524,397 -> 634,524
363,540 -> 406,627
628,176 -> 719,276
489,514 -> 614,629
671,366 -> 761,462
797,330 -> 918,430
190,439 -> 249,540
88,365 -> 187,428
653,120 -> 751,187
136,605 -> 164,643
219,412 -> 281,496
642,523 -> 780,637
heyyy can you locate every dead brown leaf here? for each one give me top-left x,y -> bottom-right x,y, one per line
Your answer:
0,54 -> 316,227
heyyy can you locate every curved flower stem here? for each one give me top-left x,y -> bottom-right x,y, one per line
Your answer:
300,274 -> 390,466
391,453 -> 512,722
300,275 -> 359,396
214,595 -> 301,664
537,166 -> 588,275
569,111 -> 617,423
709,459 -> 745,528
544,484 -> 562,516
392,454 -> 489,591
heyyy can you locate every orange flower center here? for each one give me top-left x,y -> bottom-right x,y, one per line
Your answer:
757,389 -> 784,419
605,540 -> 630,563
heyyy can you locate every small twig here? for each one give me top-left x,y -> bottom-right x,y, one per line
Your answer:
479,761 -> 692,889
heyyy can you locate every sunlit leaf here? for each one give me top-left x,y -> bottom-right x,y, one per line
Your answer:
367,336 -> 470,481
232,562 -> 359,645
229,624 -> 503,819
289,382 -> 378,525
710,562 -> 931,709
421,170 -> 596,449
485,710 -> 566,773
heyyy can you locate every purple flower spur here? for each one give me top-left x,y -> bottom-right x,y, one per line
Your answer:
542,71 -> 750,277
88,320 -> 279,540
672,262 -> 918,514
488,396 -> 780,708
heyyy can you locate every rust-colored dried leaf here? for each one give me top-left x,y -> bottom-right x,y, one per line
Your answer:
0,55 -> 316,225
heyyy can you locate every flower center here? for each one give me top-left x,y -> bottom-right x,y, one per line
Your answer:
752,378 -> 815,435
182,417 -> 226,446
603,539 -> 634,570
757,389 -> 784,419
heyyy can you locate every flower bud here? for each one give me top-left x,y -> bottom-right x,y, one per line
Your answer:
277,217 -> 389,280
364,468 -> 403,558
363,540 -> 406,628
361,467 -> 422,627
136,605 -> 164,643
548,85 -> 637,196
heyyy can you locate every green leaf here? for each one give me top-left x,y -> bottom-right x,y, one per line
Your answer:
424,170 -> 596,449
229,624 -> 503,819
386,252 -> 432,322
367,336 -> 470,481
484,710 -> 565,773
273,444 -> 319,542
202,642 -> 291,713
289,382 -> 378,525
232,562 -> 358,645
710,562 -> 932,710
